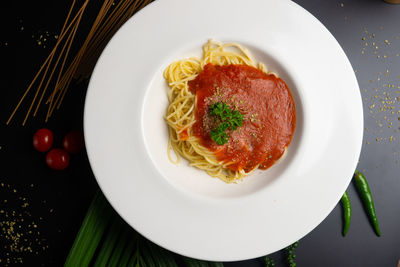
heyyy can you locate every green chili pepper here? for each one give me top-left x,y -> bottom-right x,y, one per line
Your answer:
340,191 -> 351,236
353,171 -> 381,236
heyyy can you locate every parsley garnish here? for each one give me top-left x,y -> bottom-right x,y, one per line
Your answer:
209,102 -> 243,145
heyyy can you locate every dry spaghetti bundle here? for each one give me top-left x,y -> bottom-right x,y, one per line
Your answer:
8,0 -> 152,126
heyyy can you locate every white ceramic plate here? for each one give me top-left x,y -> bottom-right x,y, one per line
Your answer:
84,0 -> 363,262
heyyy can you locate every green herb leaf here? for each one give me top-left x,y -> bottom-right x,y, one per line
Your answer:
208,102 -> 243,145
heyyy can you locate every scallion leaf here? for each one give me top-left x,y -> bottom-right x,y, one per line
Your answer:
65,190 -> 224,267
117,237 -> 136,267
107,226 -> 131,267
93,217 -> 123,267
64,190 -> 113,267
182,256 -> 224,267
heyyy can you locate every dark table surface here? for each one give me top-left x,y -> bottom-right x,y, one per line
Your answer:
2,0 -> 399,266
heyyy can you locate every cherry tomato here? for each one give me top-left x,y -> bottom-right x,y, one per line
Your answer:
62,131 -> 84,154
33,128 -> 54,152
46,148 -> 70,170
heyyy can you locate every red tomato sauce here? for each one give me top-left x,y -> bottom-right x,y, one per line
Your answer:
188,63 -> 296,172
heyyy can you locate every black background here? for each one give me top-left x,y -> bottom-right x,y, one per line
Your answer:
2,0 -> 400,266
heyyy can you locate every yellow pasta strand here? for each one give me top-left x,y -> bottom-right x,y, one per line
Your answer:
164,40 -> 267,183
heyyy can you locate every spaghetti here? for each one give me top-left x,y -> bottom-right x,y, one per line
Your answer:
164,40 -> 296,183
8,0 -> 152,126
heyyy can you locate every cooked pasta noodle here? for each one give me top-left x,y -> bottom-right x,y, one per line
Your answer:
164,40 -> 272,183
